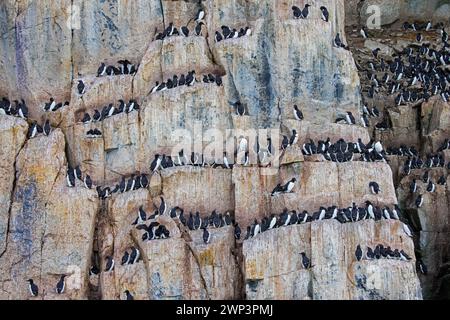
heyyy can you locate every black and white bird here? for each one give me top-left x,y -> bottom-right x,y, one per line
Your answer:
66,167 -> 76,187
320,6 -> 329,22
415,195 -> 424,208
300,252 -> 311,269
129,247 -> 140,264
124,290 -> 134,300
293,105 -> 303,120
360,26 -> 368,39
416,260 -> 428,275
195,9 -> 205,22
28,122 -> 42,139
399,250 -> 412,261
121,251 -> 130,265
410,179 -> 417,193
84,174 -> 93,189
402,222 -> 413,238
202,227 -> 210,244
301,4 -> 311,19
159,197 -> 167,216
426,181 -> 435,193
292,6 -> 302,19
369,181 -> 380,194
355,245 -> 363,261
56,275 -> 66,294
77,80 -> 85,95
289,130 -> 298,146
105,256 -> 115,272
150,154 -> 162,172
43,120 -> 51,136
283,178 -> 297,193
97,63 -> 107,77
27,279 -> 39,297
195,21 -> 205,36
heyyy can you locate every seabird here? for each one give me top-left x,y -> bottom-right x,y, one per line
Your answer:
97,63 -> 107,77
372,48 -> 381,59
56,275 -> 66,294
27,279 -> 39,297
121,251 -> 130,265
355,245 -> 363,261
195,9 -> 205,22
234,223 -> 241,240
415,195 -> 424,208
194,212 -> 202,230
213,30 -> 223,43
283,178 -> 297,193
369,181 -> 380,194
28,122 -> 41,139
403,222 -> 413,238
410,179 -> 417,193
293,105 -> 303,120
66,167 -> 75,187
105,256 -> 115,272
181,26 -> 189,37
92,110 -> 101,122
202,227 -> 210,244
151,154 -> 162,172
83,175 -> 93,189
130,247 -> 140,264
124,290 -> 134,300
400,250 -> 412,261
426,181 -> 435,192
195,21 -> 205,36
267,214 -> 277,230
320,6 -> 329,22
159,197 -> 167,215
234,101 -> 245,116
281,135 -> 289,150
43,119 -> 51,136
417,260 -> 428,275
360,26 -> 368,39
77,80 -> 86,95
301,4 -> 311,18
292,6 -> 302,19
367,247 -> 375,260
300,252 -> 311,269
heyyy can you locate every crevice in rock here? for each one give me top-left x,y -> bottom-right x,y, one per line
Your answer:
172,218 -> 211,299
0,133 -> 27,259
184,240 -> 211,299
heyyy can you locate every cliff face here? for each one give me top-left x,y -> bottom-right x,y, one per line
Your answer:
0,0 -> 427,300
345,1 -> 450,299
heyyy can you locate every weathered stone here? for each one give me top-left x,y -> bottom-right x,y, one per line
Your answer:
0,129 -> 98,299
243,219 -> 421,300
0,116 -> 28,255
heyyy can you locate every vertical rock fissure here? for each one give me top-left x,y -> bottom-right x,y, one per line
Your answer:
184,241 -> 211,299
0,136 -> 27,259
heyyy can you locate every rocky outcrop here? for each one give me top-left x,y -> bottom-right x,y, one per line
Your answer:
0,129 -> 98,299
243,219 -> 421,300
0,116 -> 28,255
97,189 -> 239,300
345,12 -> 450,299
